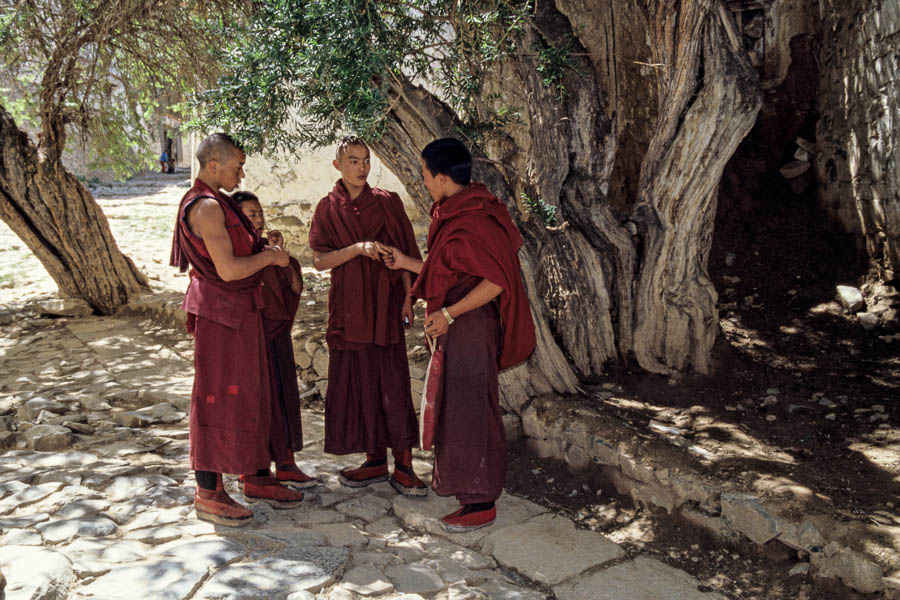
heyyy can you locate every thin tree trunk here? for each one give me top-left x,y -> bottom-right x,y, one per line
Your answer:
0,104 -> 148,314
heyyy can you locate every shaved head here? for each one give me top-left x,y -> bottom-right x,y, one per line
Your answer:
196,133 -> 243,168
335,135 -> 368,161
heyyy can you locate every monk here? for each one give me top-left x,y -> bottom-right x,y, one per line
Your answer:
170,133 -> 305,527
382,137 -> 536,532
234,190 -> 318,490
308,136 -> 426,496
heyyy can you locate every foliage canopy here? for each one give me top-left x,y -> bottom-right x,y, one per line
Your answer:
0,0 -> 245,177
191,0 -> 535,155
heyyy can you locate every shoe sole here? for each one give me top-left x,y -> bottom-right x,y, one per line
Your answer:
440,519 -> 495,533
242,493 -> 303,509
390,477 -> 428,497
196,507 -> 252,527
338,473 -> 389,488
279,479 -> 319,490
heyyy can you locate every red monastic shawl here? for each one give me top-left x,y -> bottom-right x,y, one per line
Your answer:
308,181 -> 421,349
169,180 -> 301,473
411,182 -> 536,370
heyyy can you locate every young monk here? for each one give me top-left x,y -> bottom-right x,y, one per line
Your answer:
233,190 -> 318,491
381,137 -> 536,531
308,136 -> 426,496
169,133 -> 305,526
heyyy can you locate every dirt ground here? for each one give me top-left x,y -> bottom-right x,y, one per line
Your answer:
502,153 -> 899,599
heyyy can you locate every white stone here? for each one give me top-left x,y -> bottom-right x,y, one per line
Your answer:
17,398 -> 67,421
105,475 -> 156,501
80,557 -> 211,599
124,525 -> 182,545
836,285 -> 865,313
811,542 -> 885,594
56,498 -> 110,519
36,515 -> 118,543
342,562 -> 395,596
0,546 -> 74,600
553,557 -> 726,599
335,494 -> 391,522
482,513 -> 624,586
0,527 -> 42,545
37,298 -> 93,317
114,402 -> 186,427
21,424 -> 75,451
476,579 -> 545,600
779,160 -> 810,179
386,562 -> 444,596
720,493 -> 781,545
60,538 -> 151,576
858,311 -> 880,330
312,522 -> 369,549
0,481 -> 63,514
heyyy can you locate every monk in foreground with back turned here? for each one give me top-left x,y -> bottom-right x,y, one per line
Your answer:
382,137 -> 536,531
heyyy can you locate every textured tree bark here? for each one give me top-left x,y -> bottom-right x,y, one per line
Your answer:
0,104 -> 148,314
369,0 -> 761,402
632,3 -> 762,373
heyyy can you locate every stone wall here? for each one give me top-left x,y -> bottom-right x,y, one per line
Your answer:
236,145 -> 427,262
816,0 -> 900,280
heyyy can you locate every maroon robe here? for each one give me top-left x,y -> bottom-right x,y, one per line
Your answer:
170,180 -> 302,473
308,181 -> 421,454
411,182 -> 536,503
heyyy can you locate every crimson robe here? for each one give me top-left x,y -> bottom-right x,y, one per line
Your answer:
170,180 -> 302,473
308,181 -> 421,454
411,182 -> 536,503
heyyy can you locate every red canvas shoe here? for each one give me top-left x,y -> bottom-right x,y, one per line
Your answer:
240,475 -> 303,509
339,455 -> 389,488
275,463 -> 319,490
389,449 -> 428,497
440,505 -> 496,532
194,487 -> 252,527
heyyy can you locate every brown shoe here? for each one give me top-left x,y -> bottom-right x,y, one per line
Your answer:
338,455 -> 389,488
194,487 -> 253,527
275,463 -> 319,490
240,475 -> 303,509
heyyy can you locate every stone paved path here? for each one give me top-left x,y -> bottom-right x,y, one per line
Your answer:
0,310 -> 730,599
0,170 -> 733,599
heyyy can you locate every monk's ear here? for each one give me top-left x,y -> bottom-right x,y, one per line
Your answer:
332,159 -> 341,171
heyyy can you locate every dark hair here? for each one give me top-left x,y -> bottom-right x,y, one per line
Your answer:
421,138 -> 471,186
232,191 -> 260,205
196,133 -> 243,168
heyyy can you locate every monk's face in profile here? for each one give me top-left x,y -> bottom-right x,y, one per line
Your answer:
213,148 -> 246,193
240,200 -> 265,235
333,144 -> 371,192
421,159 -> 444,202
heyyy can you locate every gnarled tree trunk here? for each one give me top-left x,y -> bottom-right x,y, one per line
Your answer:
373,0 -> 761,408
0,104 -> 148,314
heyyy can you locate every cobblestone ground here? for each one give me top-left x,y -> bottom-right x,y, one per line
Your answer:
0,171 -> 731,599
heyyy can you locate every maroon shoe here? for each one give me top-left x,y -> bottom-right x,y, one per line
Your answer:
339,455 -> 389,488
440,505 -> 496,532
240,475 -> 303,509
275,463 -> 319,490
389,450 -> 428,497
194,482 -> 252,527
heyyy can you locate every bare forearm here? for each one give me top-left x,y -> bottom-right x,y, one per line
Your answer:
215,252 -> 275,281
445,279 -> 503,319
313,245 -> 360,271
397,253 -> 424,274
401,271 -> 411,295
